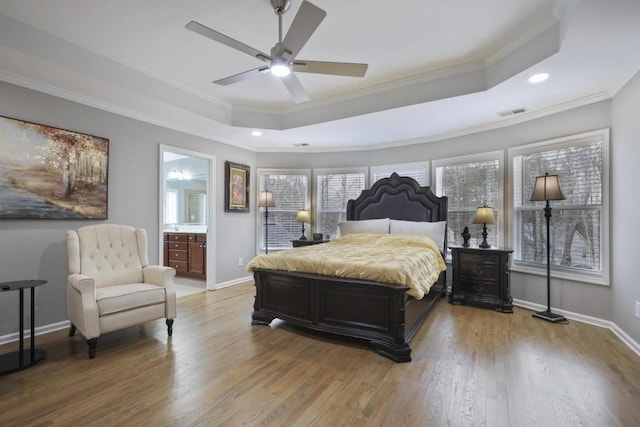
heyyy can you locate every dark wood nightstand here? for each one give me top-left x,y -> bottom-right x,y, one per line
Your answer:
292,239 -> 330,248
449,246 -> 513,313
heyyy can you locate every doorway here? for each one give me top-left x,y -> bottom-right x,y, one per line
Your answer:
159,145 -> 216,291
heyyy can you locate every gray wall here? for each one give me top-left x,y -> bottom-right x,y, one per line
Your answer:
0,81 -> 257,336
2,72 -> 639,347
258,100 -> 619,324
611,70 -> 640,344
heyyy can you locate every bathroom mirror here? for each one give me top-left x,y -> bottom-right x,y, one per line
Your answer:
185,190 -> 206,224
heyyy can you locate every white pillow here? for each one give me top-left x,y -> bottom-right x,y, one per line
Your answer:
389,219 -> 447,251
338,218 -> 390,236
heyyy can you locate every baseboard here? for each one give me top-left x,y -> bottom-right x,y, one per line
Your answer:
513,299 -> 640,357
0,320 -> 70,346
214,275 -> 253,290
610,323 -> 640,358
3,296 -> 637,358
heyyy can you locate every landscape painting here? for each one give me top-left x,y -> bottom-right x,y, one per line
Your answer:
0,116 -> 109,219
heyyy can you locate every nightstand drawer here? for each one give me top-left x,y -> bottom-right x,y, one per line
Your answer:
459,278 -> 498,296
458,252 -> 500,268
459,265 -> 500,282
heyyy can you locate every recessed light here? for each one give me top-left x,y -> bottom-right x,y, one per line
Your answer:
528,73 -> 550,84
251,130 -> 262,137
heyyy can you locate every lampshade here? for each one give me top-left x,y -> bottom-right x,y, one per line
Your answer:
257,190 -> 275,208
473,206 -> 495,225
530,173 -> 565,202
296,210 -> 310,223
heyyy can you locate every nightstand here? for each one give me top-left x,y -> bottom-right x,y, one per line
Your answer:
449,246 -> 513,312
292,239 -> 329,248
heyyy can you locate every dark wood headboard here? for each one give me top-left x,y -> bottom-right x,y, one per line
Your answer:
346,173 -> 448,223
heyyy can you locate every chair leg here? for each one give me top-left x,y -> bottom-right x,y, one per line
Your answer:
166,319 -> 174,336
87,338 -> 98,359
69,324 -> 76,337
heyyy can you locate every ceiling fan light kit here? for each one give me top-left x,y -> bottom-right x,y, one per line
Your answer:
270,59 -> 292,77
186,0 -> 368,103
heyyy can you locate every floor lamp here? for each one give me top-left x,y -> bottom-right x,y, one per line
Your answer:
530,172 -> 567,323
258,190 -> 275,254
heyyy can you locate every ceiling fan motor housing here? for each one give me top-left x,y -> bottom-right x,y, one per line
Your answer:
271,0 -> 291,15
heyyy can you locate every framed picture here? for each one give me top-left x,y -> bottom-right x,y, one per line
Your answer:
225,161 -> 250,212
0,115 -> 109,219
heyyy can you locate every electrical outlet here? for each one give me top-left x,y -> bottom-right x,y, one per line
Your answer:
636,301 -> 640,319
238,257 -> 243,267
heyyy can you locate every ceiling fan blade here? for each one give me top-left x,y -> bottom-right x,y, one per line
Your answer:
186,21 -> 269,61
279,1 -> 326,59
281,73 -> 310,103
213,67 -> 269,86
293,60 -> 368,77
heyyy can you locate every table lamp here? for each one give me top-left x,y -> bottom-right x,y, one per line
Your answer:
296,210 -> 310,240
473,205 -> 495,248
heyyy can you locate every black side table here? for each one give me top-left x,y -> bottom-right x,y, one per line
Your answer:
292,239 -> 330,248
449,247 -> 513,312
0,280 -> 47,374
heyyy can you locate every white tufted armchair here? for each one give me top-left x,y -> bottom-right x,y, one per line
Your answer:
66,224 -> 176,358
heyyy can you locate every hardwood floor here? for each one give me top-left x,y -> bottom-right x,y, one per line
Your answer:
1,282 -> 638,426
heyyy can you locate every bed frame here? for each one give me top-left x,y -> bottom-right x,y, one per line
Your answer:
251,173 -> 448,362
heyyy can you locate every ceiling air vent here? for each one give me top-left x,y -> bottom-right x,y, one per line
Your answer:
497,108 -> 526,118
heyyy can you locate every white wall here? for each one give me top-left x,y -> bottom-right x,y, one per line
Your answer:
0,81 -> 257,336
611,70 -> 640,344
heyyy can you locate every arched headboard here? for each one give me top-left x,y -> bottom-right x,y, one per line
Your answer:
346,173 -> 447,223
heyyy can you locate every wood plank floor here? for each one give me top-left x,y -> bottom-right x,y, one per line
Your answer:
1,282 -> 638,426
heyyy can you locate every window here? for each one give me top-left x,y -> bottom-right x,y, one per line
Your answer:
256,169 -> 310,252
164,189 -> 178,224
510,129 -> 609,284
370,162 -> 429,186
315,168 -> 368,238
433,151 -> 503,249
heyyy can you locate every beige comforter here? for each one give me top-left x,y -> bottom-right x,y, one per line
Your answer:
247,233 -> 447,300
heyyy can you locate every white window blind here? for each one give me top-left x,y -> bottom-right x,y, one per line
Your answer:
257,169 -> 310,252
511,130 -> 608,282
434,152 -> 502,249
370,162 -> 429,186
315,168 -> 367,238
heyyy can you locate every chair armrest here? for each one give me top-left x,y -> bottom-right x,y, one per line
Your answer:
68,273 -> 96,294
143,265 -> 177,319
142,265 -> 176,287
66,274 -> 100,339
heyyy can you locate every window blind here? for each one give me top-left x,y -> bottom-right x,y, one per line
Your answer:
435,157 -> 501,248
513,137 -> 604,274
316,170 -> 366,238
258,171 -> 309,251
371,162 -> 429,186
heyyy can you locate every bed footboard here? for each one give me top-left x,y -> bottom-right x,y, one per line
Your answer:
252,268 -> 445,362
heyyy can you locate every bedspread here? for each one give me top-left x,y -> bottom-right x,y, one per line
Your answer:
247,233 -> 447,299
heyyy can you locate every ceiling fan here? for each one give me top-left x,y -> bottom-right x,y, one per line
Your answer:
186,0 -> 368,103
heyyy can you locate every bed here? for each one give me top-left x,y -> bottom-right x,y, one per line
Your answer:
250,173 -> 448,362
